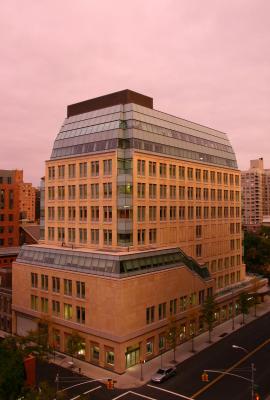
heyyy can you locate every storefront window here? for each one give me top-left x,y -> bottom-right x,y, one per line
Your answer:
146,338 -> 154,354
106,350 -> 115,366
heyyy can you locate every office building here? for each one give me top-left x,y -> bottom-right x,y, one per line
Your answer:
12,90 -> 258,373
19,182 -> 37,222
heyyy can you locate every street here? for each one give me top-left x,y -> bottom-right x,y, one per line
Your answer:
37,311 -> 270,400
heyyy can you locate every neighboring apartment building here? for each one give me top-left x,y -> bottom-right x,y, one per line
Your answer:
0,266 -> 12,334
241,158 -> 270,231
0,169 -> 22,247
19,182 -> 37,222
12,90 -> 259,373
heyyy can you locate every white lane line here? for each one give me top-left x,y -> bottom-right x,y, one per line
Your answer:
129,391 -> 157,400
147,384 -> 195,400
111,391 -> 132,400
70,395 -> 80,400
83,385 -> 102,394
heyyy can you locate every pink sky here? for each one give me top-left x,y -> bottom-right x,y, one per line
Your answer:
0,0 -> 269,186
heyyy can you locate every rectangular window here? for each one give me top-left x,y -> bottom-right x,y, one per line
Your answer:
41,274 -> 48,291
79,228 -> 87,243
64,303 -> 72,320
179,206 -> 185,220
103,183 -> 112,199
103,206 -> 112,222
146,306 -> 155,324
48,207 -> 55,220
91,184 -> 99,199
79,184 -> 87,199
169,299 -> 177,315
203,170 -> 208,182
57,206 -> 65,221
217,172 -> 222,184
196,225 -> 202,238
137,229 -> 145,244
68,206 -> 76,221
158,302 -> 166,320
68,228 -> 75,242
52,277 -> 60,293
58,165 -> 65,179
41,297 -> 48,313
31,295 -> 38,311
91,161 -> 99,177
103,159 -> 112,175
79,162 -> 87,178
203,188 -> 209,200
170,185 -> 176,199
187,187 -> 193,200
52,300 -> 60,316
160,185 -> 167,199
91,229 -> 99,244
179,296 -> 187,311
210,189 -> 215,201
196,244 -> 202,257
195,168 -> 201,181
169,164 -> 176,178
137,159 -> 145,176
196,206 -> 201,219
68,164 -> 76,178
64,279 -> 72,296
188,206 -> 194,220
48,227 -> 55,240
91,206 -> 99,221
210,171 -> 215,183
137,183 -> 145,198
48,186 -> 55,200
57,186 -> 65,200
76,306 -> 86,324
160,206 -> 167,221
223,173 -> 228,185
48,166 -> 55,180
149,184 -> 157,199
203,206 -> 209,219
106,350 -> 115,365
103,229 -> 112,245
196,188 -> 201,200
76,281 -> 86,298
68,185 -> 76,200
149,206 -> 157,221
179,166 -> 185,179
187,167 -> 193,180
179,186 -> 185,200
159,163 -> 167,178
170,206 -> 177,220
149,228 -> 157,244
149,161 -> 156,176
31,272 -> 38,288
137,206 -> 146,222
79,206 -> 87,221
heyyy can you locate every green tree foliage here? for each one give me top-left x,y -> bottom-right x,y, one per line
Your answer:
66,332 -> 84,361
202,296 -> 217,343
166,317 -> 180,363
0,337 -> 25,400
238,292 -> 250,324
243,229 -> 270,281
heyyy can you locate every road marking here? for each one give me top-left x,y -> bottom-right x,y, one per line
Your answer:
112,391 -> 157,400
83,385 -> 102,394
192,337 -> 270,398
148,384 -> 195,399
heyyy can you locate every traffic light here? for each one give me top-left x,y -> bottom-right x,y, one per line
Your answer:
254,393 -> 260,400
106,379 -> 116,389
201,372 -> 209,382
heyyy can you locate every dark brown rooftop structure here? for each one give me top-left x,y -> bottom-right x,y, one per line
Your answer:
67,89 -> 153,117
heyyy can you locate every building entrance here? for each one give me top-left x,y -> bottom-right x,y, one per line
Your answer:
125,345 -> 140,368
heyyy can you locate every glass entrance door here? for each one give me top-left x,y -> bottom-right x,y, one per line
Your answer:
125,347 -> 140,368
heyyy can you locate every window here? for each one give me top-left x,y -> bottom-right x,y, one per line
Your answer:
149,184 -> 156,199
137,206 -> 146,222
68,164 -> 76,178
91,229 -> 99,244
188,206 -> 194,219
48,227 -> 55,240
79,228 -> 87,243
106,350 -> 115,365
223,173 -> 228,185
203,170 -> 208,182
149,206 -> 157,221
159,335 -> 166,350
91,161 -> 99,176
57,207 -> 65,221
79,162 -> 87,178
170,206 -> 176,220
58,165 -> 65,179
187,167 -> 193,180
64,303 -> 72,320
103,159 -> 112,175
195,169 -> 201,181
52,277 -> 60,293
159,163 -> 167,178
103,206 -> 112,222
146,339 -> 154,354
76,281 -> 85,298
196,225 -> 202,238
179,206 -> 185,220
48,186 -> 55,200
203,206 -> 209,219
187,187 -> 193,200
79,206 -> 87,221
31,272 -> 38,288
160,206 -> 167,221
160,185 -> 167,199
203,188 -> 209,200
179,166 -> 185,179
68,185 -> 76,199
103,183 -> 112,199
104,229 -> 112,245
68,206 -> 76,221
76,306 -> 86,324
224,190 -> 228,201
79,184 -> 87,199
149,161 -> 156,176
137,229 -> 145,244
91,206 -> 99,221
137,159 -> 145,176
211,207 -> 216,218
179,186 -> 185,200
8,190 -> 14,209
170,185 -> 176,199
196,244 -> 202,257
217,189 -> 222,201
64,279 -> 72,296
31,295 -> 38,311
68,228 -> 75,242
48,166 -> 55,180
146,306 -> 155,324
196,188 -> 201,200
91,345 -> 100,361
158,302 -> 166,320
91,184 -> 99,199
170,299 -> 177,315
230,190 -> 234,201
41,274 -> 48,291
169,164 -> 176,178
57,186 -> 65,200
137,183 -> 145,198
210,171 -> 215,183
149,228 -> 157,243
180,296 -> 187,311
52,300 -> 60,316
41,297 -> 48,313
48,207 -> 55,220
196,206 -> 201,219
211,189 -> 215,201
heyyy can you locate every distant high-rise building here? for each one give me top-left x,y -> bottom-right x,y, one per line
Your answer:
241,158 -> 270,230
19,182 -> 37,222
0,169 -> 22,247
12,90 -> 260,373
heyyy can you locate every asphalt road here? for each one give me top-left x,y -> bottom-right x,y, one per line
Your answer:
37,311 -> 270,400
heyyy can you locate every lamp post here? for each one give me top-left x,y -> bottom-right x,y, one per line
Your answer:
232,345 -> 256,400
140,359 -> 145,381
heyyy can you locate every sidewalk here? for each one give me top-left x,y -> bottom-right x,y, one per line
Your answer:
52,295 -> 270,389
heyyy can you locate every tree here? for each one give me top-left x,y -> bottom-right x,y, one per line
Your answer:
19,320 -> 52,360
0,336 -> 25,400
166,317 -> 180,363
238,292 -> 250,324
202,295 -> 217,343
23,381 -> 66,400
66,332 -> 84,361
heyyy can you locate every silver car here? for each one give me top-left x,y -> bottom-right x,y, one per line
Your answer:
151,367 -> 177,383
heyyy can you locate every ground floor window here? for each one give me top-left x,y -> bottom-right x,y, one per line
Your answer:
146,338 -> 154,354
179,324 -> 186,341
106,349 -> 115,366
91,344 -> 100,361
159,334 -> 165,350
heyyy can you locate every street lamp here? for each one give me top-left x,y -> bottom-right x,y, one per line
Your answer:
232,345 -> 256,400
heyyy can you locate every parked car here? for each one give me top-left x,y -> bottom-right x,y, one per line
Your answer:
151,366 -> 177,383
